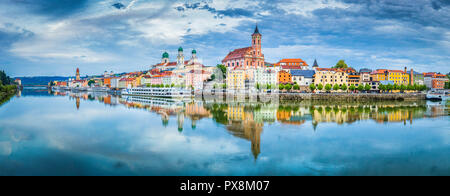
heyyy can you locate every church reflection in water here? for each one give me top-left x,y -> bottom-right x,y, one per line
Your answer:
56,91 -> 448,160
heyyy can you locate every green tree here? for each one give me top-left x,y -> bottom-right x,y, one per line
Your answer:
386,84 -> 393,92
393,83 -> 399,91
279,84 -> 285,91
407,84 -> 414,91
294,84 -> 300,91
400,84 -> 407,93
146,84 -> 151,87
88,80 -> 96,87
221,84 -> 226,89
333,84 -> 340,91
357,84 -> 364,92
216,64 -> 227,79
378,84 -> 385,93
285,83 -> 292,91
364,84 -> 371,92
317,83 -> 324,91
309,83 -> 316,92
171,83 -> 175,88
349,84 -> 356,92
341,84 -> 348,91
256,83 -> 261,90
333,60 -> 348,69
325,84 -> 332,92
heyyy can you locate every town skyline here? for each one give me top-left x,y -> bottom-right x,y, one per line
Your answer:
0,0 -> 449,77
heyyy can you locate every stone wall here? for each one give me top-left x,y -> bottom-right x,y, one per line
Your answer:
279,93 -> 426,101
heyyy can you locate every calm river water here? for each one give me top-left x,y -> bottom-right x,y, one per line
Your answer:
0,88 -> 449,176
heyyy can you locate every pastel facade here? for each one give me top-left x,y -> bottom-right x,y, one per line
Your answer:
278,70 -> 292,84
290,70 -> 315,86
275,58 -> 309,71
314,68 -> 349,88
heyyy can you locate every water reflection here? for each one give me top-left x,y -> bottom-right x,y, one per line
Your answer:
45,90 -> 449,161
1,88 -> 447,175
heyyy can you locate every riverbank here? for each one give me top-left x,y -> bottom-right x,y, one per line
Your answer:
0,85 -> 17,106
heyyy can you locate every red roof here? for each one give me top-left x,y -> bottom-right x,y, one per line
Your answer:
222,47 -> 252,62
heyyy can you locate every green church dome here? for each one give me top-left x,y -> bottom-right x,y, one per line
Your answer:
178,47 -> 183,52
162,51 -> 169,58
192,49 -> 197,54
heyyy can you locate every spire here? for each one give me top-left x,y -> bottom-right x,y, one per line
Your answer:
313,59 -> 319,67
252,24 -> 261,36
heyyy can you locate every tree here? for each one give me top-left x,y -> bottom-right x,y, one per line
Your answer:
221,84 -> 226,89
0,70 -> 14,86
341,84 -> 347,91
309,83 -> 316,92
285,83 -> 292,91
357,84 -> 364,92
400,84 -> 407,93
333,84 -> 340,91
165,84 -> 170,88
216,64 -> 227,79
407,84 -> 414,91
256,83 -> 261,90
279,84 -> 285,91
325,84 -> 332,92
386,84 -> 393,92
88,80 -> 96,87
294,84 -> 300,91
364,84 -> 371,92
445,81 -> 450,89
393,83 -> 399,91
146,84 -> 151,87
317,83 -> 324,91
378,84 -> 385,93
333,60 -> 348,69
349,84 -> 356,92
171,83 -> 175,88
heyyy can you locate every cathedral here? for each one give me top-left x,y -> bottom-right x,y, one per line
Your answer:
153,47 -> 204,72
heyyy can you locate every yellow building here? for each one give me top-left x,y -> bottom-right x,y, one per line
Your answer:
226,67 -> 246,90
371,69 -> 410,85
314,68 -> 349,89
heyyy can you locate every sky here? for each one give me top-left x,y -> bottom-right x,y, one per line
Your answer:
0,0 -> 449,77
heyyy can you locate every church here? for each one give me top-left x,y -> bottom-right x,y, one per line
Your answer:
152,47 -> 205,73
222,25 -> 265,69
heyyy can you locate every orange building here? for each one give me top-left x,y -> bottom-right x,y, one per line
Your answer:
278,70 -> 292,84
275,58 -> 309,70
104,78 -> 111,88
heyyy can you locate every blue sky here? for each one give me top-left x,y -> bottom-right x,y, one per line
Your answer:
0,0 -> 449,77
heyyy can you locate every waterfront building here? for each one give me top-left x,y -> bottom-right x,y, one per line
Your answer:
407,70 -> 424,85
253,67 -> 278,88
314,68 -> 349,89
141,75 -> 152,86
110,77 -> 120,89
290,70 -> 315,86
222,25 -> 265,69
226,67 -> 247,90
119,78 -> 137,89
278,70 -> 292,84
424,72 -> 448,89
185,69 -> 211,90
275,58 -> 309,71
359,68 -> 372,83
371,69 -> 410,85
15,78 -> 21,86
348,73 -> 361,87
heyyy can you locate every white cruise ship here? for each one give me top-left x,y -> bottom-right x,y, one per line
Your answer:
121,87 -> 193,98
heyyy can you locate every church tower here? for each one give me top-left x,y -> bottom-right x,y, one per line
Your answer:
76,68 -> 80,80
161,51 -> 169,64
252,25 -> 263,67
177,47 -> 185,68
